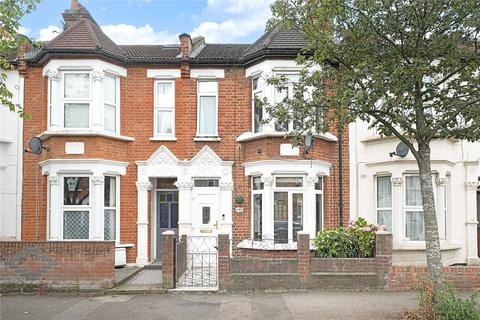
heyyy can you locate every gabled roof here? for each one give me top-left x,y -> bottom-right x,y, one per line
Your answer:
119,45 -> 180,63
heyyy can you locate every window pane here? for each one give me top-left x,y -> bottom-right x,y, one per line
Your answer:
252,77 -> 259,91
252,176 -> 264,190
406,176 -> 422,206
406,210 -> 424,241
274,192 -> 288,243
198,96 -> 216,135
64,103 -> 89,128
104,209 -> 116,240
104,176 -> 116,207
171,203 -> 178,228
253,93 -> 263,133
202,207 -> 211,224
275,119 -> 289,132
293,193 -> 303,241
104,103 -> 116,132
276,177 -> 303,188
253,194 -> 262,241
377,210 -> 392,231
377,176 -> 392,208
64,177 -> 89,205
159,203 -> 169,228
194,179 -> 219,187
315,178 -> 323,191
157,110 -> 173,134
63,211 -> 89,239
316,193 -> 323,234
156,82 -> 173,107
104,75 -> 116,105
64,73 -> 89,98
198,81 -> 217,93
273,85 -> 290,132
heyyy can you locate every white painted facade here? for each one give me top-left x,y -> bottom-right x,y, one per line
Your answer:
0,70 -> 23,240
349,120 -> 480,266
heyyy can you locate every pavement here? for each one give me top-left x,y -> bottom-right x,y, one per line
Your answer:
0,290 -> 418,320
108,269 -> 164,293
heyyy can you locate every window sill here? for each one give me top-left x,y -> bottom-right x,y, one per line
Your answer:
236,131 -> 338,143
116,243 -> 134,248
150,136 -> 177,141
39,130 -> 135,142
237,239 -> 315,251
194,136 -> 221,142
393,242 -> 462,251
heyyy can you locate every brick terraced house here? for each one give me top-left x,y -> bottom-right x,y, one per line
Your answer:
16,1 -> 349,266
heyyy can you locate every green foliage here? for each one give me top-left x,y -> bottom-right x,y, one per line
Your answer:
402,282 -> 480,320
0,0 -> 41,118
314,217 -> 382,258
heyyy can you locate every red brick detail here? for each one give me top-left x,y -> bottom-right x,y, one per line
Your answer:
176,235 -> 187,282
161,232 -> 175,289
388,266 -> 480,291
0,241 -> 115,290
297,233 -> 310,279
179,34 -> 191,59
217,234 -> 230,290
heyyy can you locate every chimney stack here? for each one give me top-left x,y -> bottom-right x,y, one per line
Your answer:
71,0 -> 79,9
179,33 -> 192,59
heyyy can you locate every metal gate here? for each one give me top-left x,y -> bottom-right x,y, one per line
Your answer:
176,236 -> 218,288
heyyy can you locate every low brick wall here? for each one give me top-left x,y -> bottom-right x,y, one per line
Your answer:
388,266 -> 480,291
0,241 -> 115,291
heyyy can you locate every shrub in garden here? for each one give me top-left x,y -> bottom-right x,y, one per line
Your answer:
346,217 -> 385,258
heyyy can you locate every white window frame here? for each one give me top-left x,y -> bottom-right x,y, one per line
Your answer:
154,79 -> 175,138
375,175 -> 393,231
61,175 -> 92,240
61,72 -> 92,129
251,176 -> 264,241
104,175 -> 120,243
273,73 -> 299,133
315,177 -> 324,234
273,175 -> 305,243
252,76 -> 264,134
103,74 -> 120,134
196,80 -> 218,137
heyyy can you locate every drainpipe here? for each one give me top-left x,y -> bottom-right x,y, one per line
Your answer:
338,134 -> 344,227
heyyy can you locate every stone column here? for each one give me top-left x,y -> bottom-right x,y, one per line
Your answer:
219,182 -> 234,235
218,233 -> 230,290
48,175 -> 61,240
136,180 -> 152,266
297,231 -> 311,280
465,181 -> 480,265
92,71 -> 104,131
46,70 -> 61,130
390,177 -> 403,244
174,181 -> 193,236
262,175 -> 274,240
435,177 -> 448,239
92,176 -> 104,240
162,230 -> 175,289
305,175 -> 318,238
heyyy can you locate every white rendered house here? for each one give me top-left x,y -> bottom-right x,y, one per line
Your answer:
0,69 -> 24,240
349,120 -> 480,266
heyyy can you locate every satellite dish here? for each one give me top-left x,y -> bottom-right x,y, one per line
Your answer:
28,137 -> 48,155
304,133 -> 313,153
390,142 -> 409,158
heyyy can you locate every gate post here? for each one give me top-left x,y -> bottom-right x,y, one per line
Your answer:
162,231 -> 175,289
218,234 -> 230,290
297,231 -> 311,280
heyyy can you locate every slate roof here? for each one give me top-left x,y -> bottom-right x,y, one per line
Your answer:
25,3 -> 307,65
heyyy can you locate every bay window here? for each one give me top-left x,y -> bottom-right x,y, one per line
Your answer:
154,80 -> 175,137
404,175 -> 424,241
273,74 -> 300,132
104,176 -> 118,241
104,75 -> 119,133
376,176 -> 393,231
315,178 -> 323,234
252,176 -> 263,241
63,176 -> 90,239
273,176 -> 304,244
252,77 -> 264,133
197,81 -> 218,137
63,73 -> 90,128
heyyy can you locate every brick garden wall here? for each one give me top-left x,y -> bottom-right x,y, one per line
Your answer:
0,241 -> 115,291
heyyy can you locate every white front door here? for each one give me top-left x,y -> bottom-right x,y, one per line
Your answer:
191,179 -> 220,236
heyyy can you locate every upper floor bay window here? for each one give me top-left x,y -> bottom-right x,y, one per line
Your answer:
252,77 -> 264,133
273,74 -> 300,132
376,176 -> 393,231
197,81 -> 218,137
104,75 -> 119,133
63,73 -> 91,128
154,80 -> 175,137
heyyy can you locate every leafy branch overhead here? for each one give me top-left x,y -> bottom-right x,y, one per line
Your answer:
0,0 -> 41,118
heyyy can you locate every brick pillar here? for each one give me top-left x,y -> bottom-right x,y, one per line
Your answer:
297,231 -> 311,279
162,231 -> 175,289
217,234 -> 230,290
375,231 -> 393,288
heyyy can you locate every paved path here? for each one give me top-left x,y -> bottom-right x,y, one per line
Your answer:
1,291 -> 417,320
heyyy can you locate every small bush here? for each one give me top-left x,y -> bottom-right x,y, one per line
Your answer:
313,217 -> 385,258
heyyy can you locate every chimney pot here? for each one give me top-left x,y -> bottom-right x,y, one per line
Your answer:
71,0 -> 79,9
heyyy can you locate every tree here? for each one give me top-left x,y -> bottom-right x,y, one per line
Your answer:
0,0 -> 41,117
266,0 -> 480,286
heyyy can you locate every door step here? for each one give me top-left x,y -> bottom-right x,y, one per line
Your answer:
144,261 -> 162,270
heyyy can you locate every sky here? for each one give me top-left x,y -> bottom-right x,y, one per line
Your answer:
19,0 -> 275,45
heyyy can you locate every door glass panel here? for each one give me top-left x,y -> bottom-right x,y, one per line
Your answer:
293,193 -> 303,241
170,203 -> 178,228
159,203 -> 169,228
202,207 -> 211,224
274,192 -> 288,243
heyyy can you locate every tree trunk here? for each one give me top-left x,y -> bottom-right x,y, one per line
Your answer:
416,142 -> 443,287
